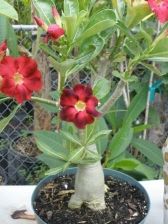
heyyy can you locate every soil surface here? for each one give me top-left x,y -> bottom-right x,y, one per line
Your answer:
34,175 -> 148,224
13,136 -> 40,157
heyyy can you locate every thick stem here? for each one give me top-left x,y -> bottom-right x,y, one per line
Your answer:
100,80 -> 126,115
68,145 -> 105,211
162,138 -> 168,224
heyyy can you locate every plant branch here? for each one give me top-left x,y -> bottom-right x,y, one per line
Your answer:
100,80 -> 126,115
31,96 -> 58,106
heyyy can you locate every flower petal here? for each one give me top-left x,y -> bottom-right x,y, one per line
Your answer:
73,84 -> 92,101
60,89 -> 77,106
60,106 -> 78,122
148,0 -> 168,23
74,111 -> 94,129
86,96 -> 100,117
47,24 -> 64,41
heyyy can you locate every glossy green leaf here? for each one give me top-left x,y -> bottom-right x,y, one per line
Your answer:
38,154 -> 66,168
32,0 -> 55,24
66,35 -> 105,78
68,147 -> 84,163
0,97 -> 10,103
116,20 -> 142,53
0,16 -> 19,56
64,0 -> 79,16
131,138 -> 163,166
112,158 -> 141,170
133,124 -> 151,133
45,166 -> 65,176
135,163 -> 156,179
63,15 -> 77,41
140,62 -> 162,76
125,1 -> 151,28
147,38 -> 168,61
123,85 -> 148,126
87,130 -> 111,145
0,0 -> 18,20
0,105 -> 20,133
93,78 -> 111,99
34,131 -> 68,161
76,9 -> 116,42
109,124 -> 133,159
60,130 -> 82,146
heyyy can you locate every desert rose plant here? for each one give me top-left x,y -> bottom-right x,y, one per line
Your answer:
0,0 -> 168,220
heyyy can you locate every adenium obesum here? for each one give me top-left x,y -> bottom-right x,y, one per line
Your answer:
147,0 -> 168,23
60,84 -> 100,129
34,6 -> 64,42
0,41 -> 42,103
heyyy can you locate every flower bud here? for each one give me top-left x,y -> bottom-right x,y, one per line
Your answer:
34,16 -> 48,31
51,6 -> 62,27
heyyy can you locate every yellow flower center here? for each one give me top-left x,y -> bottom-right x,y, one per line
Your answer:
75,100 -> 86,112
14,72 -> 24,85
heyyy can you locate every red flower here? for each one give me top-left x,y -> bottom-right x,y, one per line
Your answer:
148,0 -> 168,23
45,24 -> 64,42
60,84 -> 100,129
0,40 -> 7,62
0,56 -> 42,103
34,6 -> 64,42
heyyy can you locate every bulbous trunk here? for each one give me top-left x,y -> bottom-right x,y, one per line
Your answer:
163,138 -> 168,224
68,145 -> 105,211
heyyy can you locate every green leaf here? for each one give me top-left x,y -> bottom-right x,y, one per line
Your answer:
112,158 -> 141,171
125,1 -> 151,28
0,16 -> 19,56
34,131 -> 68,161
135,163 -> 156,179
66,35 -> 105,78
124,37 -> 142,56
45,166 -> 64,176
38,154 -> 66,168
140,62 -> 162,76
93,78 -> 111,99
0,105 -> 20,133
116,20 -> 142,53
32,0 -> 55,24
133,124 -> 151,133
108,124 -> 133,160
68,147 -> 84,163
147,38 -> 168,61
123,85 -> 148,125
131,138 -> 163,166
0,97 -> 10,103
64,0 -> 79,16
60,130 -> 82,146
76,9 -> 116,42
87,130 -> 111,145
0,0 -> 18,20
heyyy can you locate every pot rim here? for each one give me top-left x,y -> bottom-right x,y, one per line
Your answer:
31,168 -> 151,224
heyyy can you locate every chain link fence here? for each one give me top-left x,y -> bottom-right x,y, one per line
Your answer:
0,25 -> 91,185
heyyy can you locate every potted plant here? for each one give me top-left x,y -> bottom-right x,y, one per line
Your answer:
0,0 -> 167,223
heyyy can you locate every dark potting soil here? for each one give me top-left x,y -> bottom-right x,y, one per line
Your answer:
33,175 -> 148,224
13,136 -> 40,157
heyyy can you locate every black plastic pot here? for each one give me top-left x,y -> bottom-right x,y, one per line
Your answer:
10,135 -> 39,164
0,167 -> 7,185
32,168 -> 150,224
